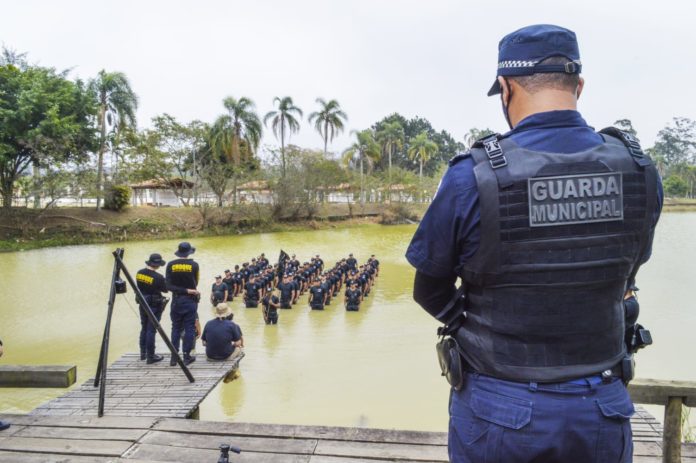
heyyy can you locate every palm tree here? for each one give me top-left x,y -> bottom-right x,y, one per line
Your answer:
89,70 -> 138,210
264,97 -> 303,178
407,131 -> 438,201
376,121 -> 404,191
308,98 -> 347,156
342,130 -> 380,204
211,96 -> 262,166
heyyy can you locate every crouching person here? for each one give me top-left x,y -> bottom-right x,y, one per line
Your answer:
202,304 -> 244,364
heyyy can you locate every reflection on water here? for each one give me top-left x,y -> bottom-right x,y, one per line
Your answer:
0,216 -> 694,431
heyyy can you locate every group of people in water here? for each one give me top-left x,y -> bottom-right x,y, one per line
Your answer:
210,252 -> 381,325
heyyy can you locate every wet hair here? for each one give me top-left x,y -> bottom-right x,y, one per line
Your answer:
509,56 -> 579,94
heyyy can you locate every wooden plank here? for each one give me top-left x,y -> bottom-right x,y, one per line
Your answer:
125,443 -> 311,462
314,440 -> 447,462
0,414 -> 157,429
0,436 -> 132,457
13,425 -> 147,441
0,451 -> 160,463
140,429 -> 318,454
629,379 -> 696,407
153,419 -> 448,446
0,365 -> 77,388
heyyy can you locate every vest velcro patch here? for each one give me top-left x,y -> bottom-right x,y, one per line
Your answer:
528,172 -> 623,227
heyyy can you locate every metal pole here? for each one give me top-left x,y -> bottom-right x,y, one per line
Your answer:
114,252 -> 195,383
93,248 -> 122,416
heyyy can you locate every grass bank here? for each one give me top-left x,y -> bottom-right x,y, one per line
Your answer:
0,203 -> 426,252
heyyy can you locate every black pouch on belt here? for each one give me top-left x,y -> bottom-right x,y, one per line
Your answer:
436,337 -> 464,391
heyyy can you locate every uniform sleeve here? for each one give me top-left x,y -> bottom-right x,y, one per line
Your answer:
406,158 -> 481,278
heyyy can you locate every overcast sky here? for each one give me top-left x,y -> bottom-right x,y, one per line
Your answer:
2,0 -> 695,156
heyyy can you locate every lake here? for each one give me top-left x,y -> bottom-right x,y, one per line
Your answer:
0,215 -> 694,431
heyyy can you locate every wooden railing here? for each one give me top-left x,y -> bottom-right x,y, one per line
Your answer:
629,379 -> 696,463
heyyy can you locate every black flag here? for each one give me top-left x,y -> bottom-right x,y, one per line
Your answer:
277,250 -> 290,277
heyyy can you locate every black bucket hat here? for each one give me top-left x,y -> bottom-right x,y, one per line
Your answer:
146,253 -> 166,267
175,242 -> 196,258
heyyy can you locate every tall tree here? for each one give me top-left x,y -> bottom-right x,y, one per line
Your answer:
342,130 -> 380,204
88,70 -> 138,210
308,98 -> 347,156
264,96 -> 303,178
407,131 -> 438,201
0,57 -> 95,209
211,96 -> 262,166
376,121 -> 404,188
648,117 -> 696,167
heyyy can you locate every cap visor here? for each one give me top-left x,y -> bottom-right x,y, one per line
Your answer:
487,79 -> 501,97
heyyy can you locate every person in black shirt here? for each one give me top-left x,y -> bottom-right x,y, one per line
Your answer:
308,279 -> 326,310
346,253 -> 357,271
165,242 -> 200,366
262,289 -> 280,324
202,304 -> 243,361
278,275 -> 295,308
233,265 -> 243,296
244,275 -> 260,308
321,275 -> 332,306
136,253 -> 169,364
210,275 -> 228,306
344,281 -> 363,311
222,270 -> 235,301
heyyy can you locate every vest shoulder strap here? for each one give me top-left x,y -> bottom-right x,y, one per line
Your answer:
470,133 -> 514,188
599,127 -> 653,168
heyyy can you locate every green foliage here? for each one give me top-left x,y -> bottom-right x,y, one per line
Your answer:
0,50 -> 97,208
103,184 -> 131,211
663,176 -> 688,197
308,98 -> 347,155
464,127 -> 495,149
264,96 -> 303,177
372,113 -> 463,176
89,69 -> 139,210
408,131 -> 439,181
211,96 -> 262,166
649,117 -> 696,167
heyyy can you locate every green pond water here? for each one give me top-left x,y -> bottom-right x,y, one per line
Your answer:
0,216 -> 694,432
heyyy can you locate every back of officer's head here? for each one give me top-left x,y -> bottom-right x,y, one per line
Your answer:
509,56 -> 580,95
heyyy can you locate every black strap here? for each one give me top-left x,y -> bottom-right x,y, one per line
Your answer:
599,127 -> 652,168
435,283 -> 467,332
475,134 -> 514,189
626,165 -> 658,290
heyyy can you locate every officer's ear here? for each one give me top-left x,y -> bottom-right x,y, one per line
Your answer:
576,76 -> 585,100
498,76 -> 511,107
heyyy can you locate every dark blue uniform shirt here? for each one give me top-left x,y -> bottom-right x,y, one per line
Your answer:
202,318 -> 242,360
407,110 -> 663,278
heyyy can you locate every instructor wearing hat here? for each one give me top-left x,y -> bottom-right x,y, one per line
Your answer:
165,242 -> 200,365
135,253 -> 169,364
407,24 -> 662,462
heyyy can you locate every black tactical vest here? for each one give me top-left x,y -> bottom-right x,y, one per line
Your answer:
454,130 -> 658,382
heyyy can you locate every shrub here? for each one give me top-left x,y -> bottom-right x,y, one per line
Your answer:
104,185 -> 131,211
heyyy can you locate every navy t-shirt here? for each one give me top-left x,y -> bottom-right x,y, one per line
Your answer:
202,318 -> 242,360
245,282 -> 260,300
309,286 -> 325,306
407,110 -> 663,278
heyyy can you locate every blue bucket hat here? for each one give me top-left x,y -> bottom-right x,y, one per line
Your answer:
487,24 -> 582,96
174,241 -> 196,258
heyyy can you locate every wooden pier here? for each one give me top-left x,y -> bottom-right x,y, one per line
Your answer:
0,410 -> 693,462
29,353 -> 243,419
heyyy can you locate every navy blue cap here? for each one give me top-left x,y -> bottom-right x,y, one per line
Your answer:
487,24 -> 582,96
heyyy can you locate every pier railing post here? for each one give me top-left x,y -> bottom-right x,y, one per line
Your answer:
663,396 -> 684,463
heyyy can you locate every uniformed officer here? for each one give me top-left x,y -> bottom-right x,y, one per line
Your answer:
165,242 -> 200,366
135,253 -> 169,364
407,25 -> 663,463
308,278 -> 326,310
344,281 -> 362,312
346,253 -> 357,271
210,275 -> 228,306
244,275 -> 260,308
262,289 -> 280,324
278,275 -> 295,309
222,270 -> 235,301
